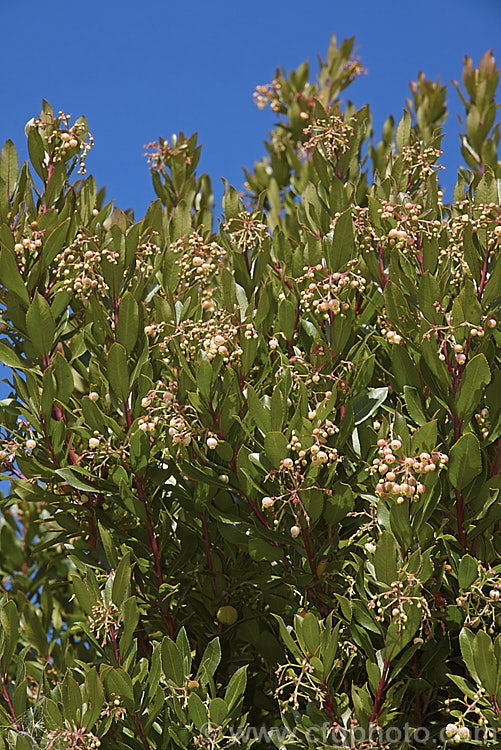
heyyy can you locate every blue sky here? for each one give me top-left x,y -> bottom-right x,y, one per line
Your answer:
0,0 -> 499,419
1,0 -> 499,216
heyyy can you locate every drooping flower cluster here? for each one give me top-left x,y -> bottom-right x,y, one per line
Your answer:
53,232 -> 115,299
223,211 -> 269,252
297,263 -> 366,321
89,597 -> 121,646
143,135 -> 192,171
455,562 -> 501,633
169,231 -> 225,305
401,140 -> 444,183
367,572 -> 434,637
253,79 -> 282,111
286,421 -> 339,469
165,310 -> 256,366
46,727 -> 101,750
303,115 -> 356,159
371,438 -> 448,502
351,201 -> 443,267
140,380 -> 197,452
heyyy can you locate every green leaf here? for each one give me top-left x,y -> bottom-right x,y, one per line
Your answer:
71,575 -> 94,615
354,387 -> 388,426
98,521 -> 119,569
472,630 -> 497,696
246,385 -> 271,433
107,342 -> 130,401
410,420 -> 438,455
459,628 -> 479,683
119,597 -> 140,660
0,600 -> 19,670
188,692 -> 208,731
403,386 -> 427,426
301,613 -> 321,655
224,665 -> 247,713
396,110 -> 411,152
330,209 -> 354,270
0,342 -> 25,369
455,354 -> 491,423
248,538 -> 282,562
61,673 -> 82,723
458,554 -> 478,589
196,638 -> 221,687
209,697 -> 228,726
117,292 -> 139,354
323,482 -> 354,524
111,553 -> 131,606
196,359 -> 212,400
448,433 -> 482,490
102,667 -> 135,708
26,292 -> 55,358
162,637 -> 185,686
53,351 -> 74,402
0,139 -> 18,196
374,531 -> 398,585
263,431 -> 288,469
55,467 -> 96,492
83,667 -> 105,730
0,248 -> 29,305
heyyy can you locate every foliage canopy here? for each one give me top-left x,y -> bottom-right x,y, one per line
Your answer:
0,36 -> 500,750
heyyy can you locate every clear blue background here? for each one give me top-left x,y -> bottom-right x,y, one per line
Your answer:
0,0 -> 499,414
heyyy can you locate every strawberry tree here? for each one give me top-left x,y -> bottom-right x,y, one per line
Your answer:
0,37 -> 499,750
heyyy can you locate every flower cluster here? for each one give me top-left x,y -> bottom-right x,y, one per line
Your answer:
133,238 -> 160,278
371,438 -> 448,502
303,115 -> 356,159
169,231 -> 225,306
475,406 -> 490,440
351,201 -> 443,270
166,310 -> 255,366
140,380 -> 197,451
223,211 -> 269,252
286,421 -> 339,469
455,563 -> 501,633
89,597 -> 121,646
401,140 -> 443,182
53,232 -> 116,299
438,202 -> 501,287
368,573 -> 433,637
253,80 -> 282,111
46,727 -> 101,750
41,110 -> 94,174
143,134 -> 192,171
99,694 -> 127,722
298,263 -> 366,321
275,657 -> 326,711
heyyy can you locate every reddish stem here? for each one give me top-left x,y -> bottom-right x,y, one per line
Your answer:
456,490 -> 467,553
0,668 -> 22,731
109,627 -> 120,664
133,713 -> 151,750
200,512 -> 217,596
377,243 -> 387,290
476,242 -> 492,300
369,659 -> 389,722
135,475 -> 164,586
302,529 -> 318,580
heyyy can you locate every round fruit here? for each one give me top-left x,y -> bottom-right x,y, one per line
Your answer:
216,605 -> 238,625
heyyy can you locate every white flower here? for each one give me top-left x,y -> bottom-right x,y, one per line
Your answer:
290,525 -> 300,538
88,437 -> 100,449
25,439 -> 36,450
206,437 -> 218,449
